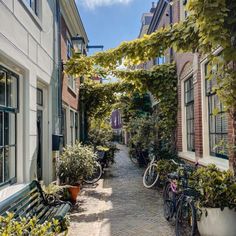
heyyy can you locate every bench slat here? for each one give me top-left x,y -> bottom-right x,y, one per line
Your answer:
0,180 -> 71,225
0,181 -> 39,214
6,191 -> 40,216
38,207 -> 57,224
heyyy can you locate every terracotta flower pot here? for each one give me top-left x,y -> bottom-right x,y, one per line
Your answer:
68,185 -> 81,204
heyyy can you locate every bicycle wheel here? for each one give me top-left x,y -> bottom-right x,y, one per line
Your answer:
84,161 -> 103,184
175,197 -> 197,236
129,152 -> 138,165
143,163 -> 159,188
163,182 -> 175,221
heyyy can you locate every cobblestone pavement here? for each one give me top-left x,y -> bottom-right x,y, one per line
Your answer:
68,144 -> 174,236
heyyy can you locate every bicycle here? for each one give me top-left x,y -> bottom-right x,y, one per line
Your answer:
142,151 -> 160,188
83,150 -> 104,184
129,144 -> 149,167
162,159 -> 199,236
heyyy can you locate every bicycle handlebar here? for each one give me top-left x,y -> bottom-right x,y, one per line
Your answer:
170,159 -> 179,165
169,159 -> 198,177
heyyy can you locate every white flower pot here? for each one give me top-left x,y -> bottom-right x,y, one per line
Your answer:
197,207 -> 236,236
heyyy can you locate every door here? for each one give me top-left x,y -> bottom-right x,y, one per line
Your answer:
37,109 -> 43,180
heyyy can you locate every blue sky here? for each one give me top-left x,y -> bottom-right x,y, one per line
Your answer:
76,0 -> 155,53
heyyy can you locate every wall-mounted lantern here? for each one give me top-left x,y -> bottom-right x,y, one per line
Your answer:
71,36 -> 85,54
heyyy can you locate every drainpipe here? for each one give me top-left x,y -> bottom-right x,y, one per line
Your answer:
56,0 -> 62,134
169,3 -> 174,62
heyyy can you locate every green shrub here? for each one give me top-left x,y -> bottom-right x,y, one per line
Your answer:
156,159 -> 178,182
97,143 -> 119,165
88,119 -> 113,147
0,213 -> 64,236
58,142 -> 96,185
192,164 -> 236,209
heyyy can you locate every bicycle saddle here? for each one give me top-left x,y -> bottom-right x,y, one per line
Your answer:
167,172 -> 179,180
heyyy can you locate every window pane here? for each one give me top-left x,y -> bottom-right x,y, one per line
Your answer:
25,0 -> 38,15
0,70 -> 6,106
7,74 -> 18,108
4,146 -> 16,181
68,75 -> 74,89
4,113 -> 15,146
62,109 -> 67,146
209,115 -> 215,133
70,111 -> 74,127
221,113 -> 228,133
0,148 -> 3,183
208,96 -> 213,114
75,113 -> 78,140
216,115 -> 221,133
37,88 -> 43,106
0,112 -> 2,146
208,92 -> 228,158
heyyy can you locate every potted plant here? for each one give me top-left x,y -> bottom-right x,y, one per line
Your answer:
192,164 -> 236,236
58,142 -> 96,204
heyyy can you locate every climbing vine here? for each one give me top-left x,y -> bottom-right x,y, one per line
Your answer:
67,0 -> 236,170
80,81 -> 130,119
66,16 -> 198,75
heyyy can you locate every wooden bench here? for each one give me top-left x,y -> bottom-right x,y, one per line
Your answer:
0,180 -> 71,225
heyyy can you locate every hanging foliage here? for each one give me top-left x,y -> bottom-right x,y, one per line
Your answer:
118,93 -> 152,127
66,16 -> 198,76
114,64 -> 177,145
80,81 -> 131,119
66,0 -> 236,170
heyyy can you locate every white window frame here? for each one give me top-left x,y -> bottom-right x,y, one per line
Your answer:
180,0 -> 188,22
68,75 -> 76,91
179,72 -> 196,162
68,109 -> 78,145
200,56 -> 229,170
184,76 -> 195,152
21,0 -> 42,27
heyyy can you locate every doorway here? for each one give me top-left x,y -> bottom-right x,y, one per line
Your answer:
37,109 -> 43,180
36,87 -> 44,181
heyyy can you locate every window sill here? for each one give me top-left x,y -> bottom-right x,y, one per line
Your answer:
198,156 -> 229,171
179,151 -> 196,163
0,183 -> 27,202
19,0 -> 42,30
179,152 -> 229,170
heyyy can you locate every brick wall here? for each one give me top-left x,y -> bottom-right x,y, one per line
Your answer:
177,79 -> 182,152
193,55 -> 203,158
149,0 -> 236,168
61,16 -> 79,110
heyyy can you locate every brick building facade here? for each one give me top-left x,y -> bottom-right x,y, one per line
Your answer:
148,0 -> 233,170
59,0 -> 88,146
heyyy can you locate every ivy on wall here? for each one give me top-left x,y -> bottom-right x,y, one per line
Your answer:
67,0 -> 236,170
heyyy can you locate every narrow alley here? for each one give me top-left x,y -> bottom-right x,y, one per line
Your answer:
68,145 -> 174,236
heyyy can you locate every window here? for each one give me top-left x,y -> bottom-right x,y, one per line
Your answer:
75,112 -> 78,140
0,65 -> 18,186
70,110 -> 74,145
155,56 -> 165,65
205,63 -> 228,158
185,77 -> 195,152
68,75 -> 75,90
37,88 -> 43,106
66,32 -> 73,59
61,108 -> 67,146
25,0 -> 39,16
180,0 -> 189,21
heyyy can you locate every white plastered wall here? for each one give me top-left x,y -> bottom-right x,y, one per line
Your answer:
0,0 -> 56,185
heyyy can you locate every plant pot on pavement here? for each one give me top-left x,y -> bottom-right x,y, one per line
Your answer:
68,184 -> 81,204
197,207 -> 236,236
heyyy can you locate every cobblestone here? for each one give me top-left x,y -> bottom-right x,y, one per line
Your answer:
68,144 -> 174,236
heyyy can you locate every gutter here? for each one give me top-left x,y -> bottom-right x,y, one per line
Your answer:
56,0 -> 62,133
